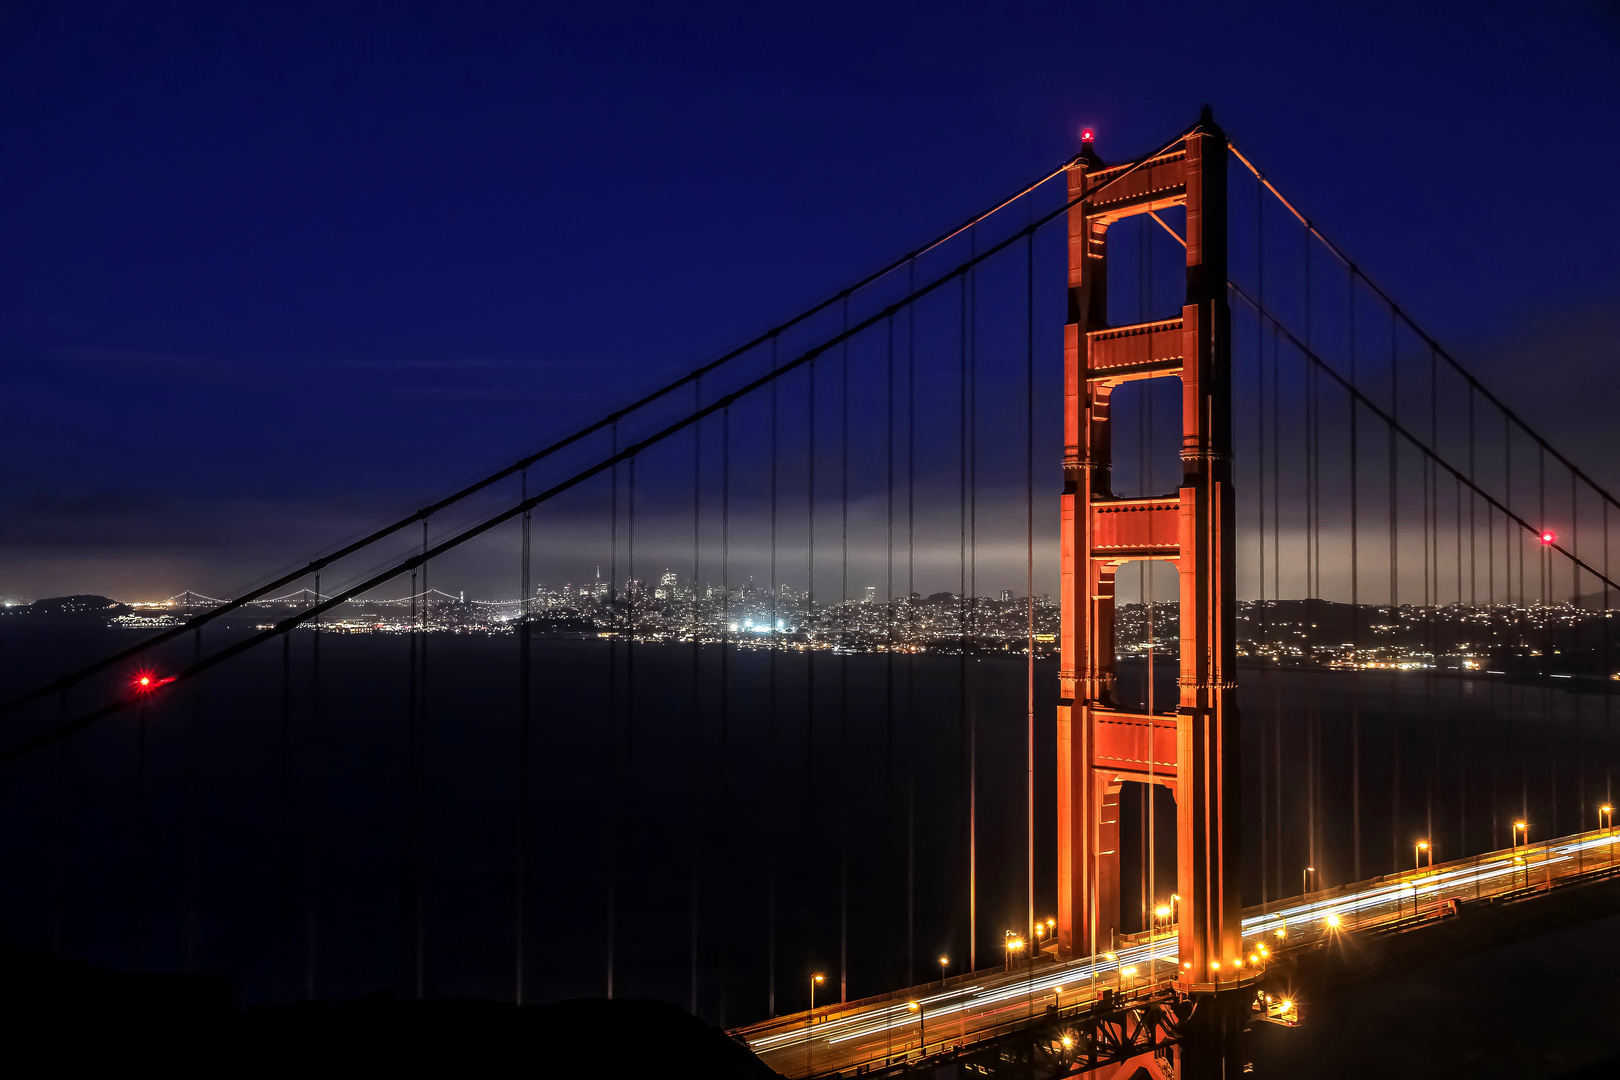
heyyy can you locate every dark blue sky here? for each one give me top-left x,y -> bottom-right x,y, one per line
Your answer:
2,1 -> 1617,600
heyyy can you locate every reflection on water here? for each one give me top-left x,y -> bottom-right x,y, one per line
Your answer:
0,624 -> 1612,1028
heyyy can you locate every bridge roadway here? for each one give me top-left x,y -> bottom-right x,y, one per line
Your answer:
735,827 -> 1620,1077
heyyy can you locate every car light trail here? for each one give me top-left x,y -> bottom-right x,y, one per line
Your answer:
745,830 -> 1611,1071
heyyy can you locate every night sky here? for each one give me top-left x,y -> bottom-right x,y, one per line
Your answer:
2,1 -> 1617,601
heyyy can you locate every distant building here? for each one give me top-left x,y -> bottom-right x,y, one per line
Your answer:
862,585 -> 877,604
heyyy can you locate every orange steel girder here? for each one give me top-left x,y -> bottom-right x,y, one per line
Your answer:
1056,112 -> 1242,992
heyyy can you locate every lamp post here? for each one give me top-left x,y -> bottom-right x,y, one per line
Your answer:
938,954 -> 949,989
1414,841 -> 1432,917
1004,932 -> 1024,973
1302,866 -> 1316,896
906,1000 -> 925,1058
1603,805 -> 1616,867
1513,821 -> 1529,887
1121,965 -> 1138,997
808,972 -> 825,1076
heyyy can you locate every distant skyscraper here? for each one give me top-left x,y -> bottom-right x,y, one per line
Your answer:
1000,589 -> 1013,602
862,585 -> 877,604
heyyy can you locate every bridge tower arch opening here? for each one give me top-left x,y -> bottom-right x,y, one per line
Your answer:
1057,110 -> 1243,995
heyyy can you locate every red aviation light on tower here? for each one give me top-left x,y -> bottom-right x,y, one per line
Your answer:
1080,127 -> 1095,144
1540,529 -> 1557,546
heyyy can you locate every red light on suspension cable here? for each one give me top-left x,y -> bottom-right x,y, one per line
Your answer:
131,669 -> 174,695
1540,530 -> 1556,546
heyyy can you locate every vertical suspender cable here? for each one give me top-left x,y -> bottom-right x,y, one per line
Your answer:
1026,229 -> 1036,948
1302,240 -> 1315,880
1426,349 -> 1437,849
1257,236 -> 1268,909
1305,239 -> 1320,881
186,629 -> 203,972
1349,272 -> 1362,881
421,539 -> 435,994
1574,470 -> 1583,852
1469,387 -> 1478,611
690,384 -> 701,1016
1456,470 -> 1467,849
1488,423 -> 1500,838
839,300 -> 851,1003
627,458 -> 639,988
1539,448 -> 1552,834
134,691 -> 150,968
1270,325 -> 1282,896
607,426 -> 618,1000
958,271 -> 973,972
406,567 -> 418,992
1509,417 -> 1522,822
768,339 -> 779,1015
308,572 -> 321,1001
1506,414 -> 1523,824
52,694 -> 67,963
884,314 -> 897,983
517,470 -> 531,1006
968,250 -> 980,970
808,352 -> 820,997
1388,308 -> 1400,874
1605,500 -> 1612,809
907,264 -> 918,985
720,406 -> 732,1023
278,631 -> 292,987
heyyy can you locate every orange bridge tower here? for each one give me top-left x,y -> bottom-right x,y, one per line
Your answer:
1056,108 -> 1243,999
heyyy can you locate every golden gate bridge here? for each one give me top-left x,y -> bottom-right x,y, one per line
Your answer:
3,107 -> 1618,1078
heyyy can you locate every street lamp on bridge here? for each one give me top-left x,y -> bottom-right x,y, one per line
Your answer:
1003,931 -> 1025,972
807,972 -> 825,1077
906,1000 -> 925,1058
1512,821 -> 1530,885
1414,839 -> 1432,871
938,954 -> 949,989
1153,903 -> 1172,945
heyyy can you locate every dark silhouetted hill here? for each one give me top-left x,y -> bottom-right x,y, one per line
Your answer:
2,595 -> 132,618
0,948 -> 781,1076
